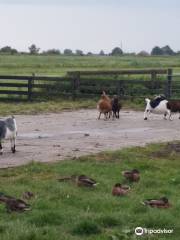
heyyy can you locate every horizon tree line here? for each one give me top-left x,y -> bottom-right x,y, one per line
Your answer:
0,44 -> 179,56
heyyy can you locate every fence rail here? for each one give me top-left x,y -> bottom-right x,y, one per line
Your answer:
67,69 -> 168,76
0,68 -> 179,101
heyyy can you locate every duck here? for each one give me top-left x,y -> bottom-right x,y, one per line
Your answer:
58,175 -> 98,187
0,192 -> 15,201
142,197 -> 171,208
112,183 -> 130,196
0,192 -> 31,212
22,191 -> 34,200
6,198 -> 31,212
74,175 -> 97,187
122,169 -> 140,182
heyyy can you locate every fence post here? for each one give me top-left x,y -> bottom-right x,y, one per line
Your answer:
118,80 -> 125,97
117,81 -> 120,96
117,80 -> 123,97
166,68 -> 172,99
28,73 -> 35,101
71,72 -> 80,100
151,71 -> 156,81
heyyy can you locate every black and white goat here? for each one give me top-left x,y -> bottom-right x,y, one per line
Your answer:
144,95 -> 171,120
144,95 -> 180,120
0,116 -> 17,154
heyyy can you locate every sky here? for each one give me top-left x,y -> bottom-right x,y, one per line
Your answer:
0,0 -> 180,53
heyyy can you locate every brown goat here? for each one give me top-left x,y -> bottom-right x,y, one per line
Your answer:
167,100 -> 180,119
97,91 -> 112,119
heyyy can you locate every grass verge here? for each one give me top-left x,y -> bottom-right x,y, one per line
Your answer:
0,99 -> 97,116
0,98 -> 144,116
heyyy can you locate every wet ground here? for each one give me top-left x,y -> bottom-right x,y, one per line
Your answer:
1,109 -> 180,168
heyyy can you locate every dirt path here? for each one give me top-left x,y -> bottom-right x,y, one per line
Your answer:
1,109 -> 180,168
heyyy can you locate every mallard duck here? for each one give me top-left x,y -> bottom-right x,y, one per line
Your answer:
6,198 -> 31,212
112,183 -> 130,196
142,197 -> 171,208
0,192 -> 15,202
0,192 -> 31,212
22,191 -> 34,200
75,175 -> 97,187
58,175 -> 98,187
122,169 -> 140,182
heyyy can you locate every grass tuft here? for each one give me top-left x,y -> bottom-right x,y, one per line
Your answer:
72,220 -> 101,235
28,211 -> 63,227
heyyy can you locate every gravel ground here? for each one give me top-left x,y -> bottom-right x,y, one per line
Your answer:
1,109 -> 180,168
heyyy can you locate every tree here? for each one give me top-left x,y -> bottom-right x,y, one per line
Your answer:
151,46 -> 163,55
137,51 -> 149,57
42,49 -> 61,55
99,50 -> 105,56
87,52 -> 93,56
75,49 -> 84,56
11,48 -> 18,54
0,46 -> 18,54
161,45 -> 174,55
64,49 -> 73,55
110,47 -> 123,56
28,44 -> 40,54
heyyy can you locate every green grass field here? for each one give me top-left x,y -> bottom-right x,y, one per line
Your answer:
0,54 -> 179,112
0,142 -> 179,240
0,54 -> 180,76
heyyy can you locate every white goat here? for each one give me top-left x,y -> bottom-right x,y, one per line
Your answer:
0,116 -> 17,154
144,95 -> 171,120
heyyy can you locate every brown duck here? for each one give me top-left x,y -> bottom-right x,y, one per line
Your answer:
142,197 -> 171,208
122,169 -> 140,182
112,183 -> 130,196
22,191 -> 34,200
58,175 -> 98,187
0,192 -> 31,212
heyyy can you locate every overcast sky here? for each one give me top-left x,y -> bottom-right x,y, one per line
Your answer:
0,0 -> 180,53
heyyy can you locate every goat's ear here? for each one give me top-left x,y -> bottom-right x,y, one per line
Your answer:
102,91 -> 106,95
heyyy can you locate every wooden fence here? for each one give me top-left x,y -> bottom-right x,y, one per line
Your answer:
0,75 -> 70,101
67,69 -> 172,99
0,68 -> 177,101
